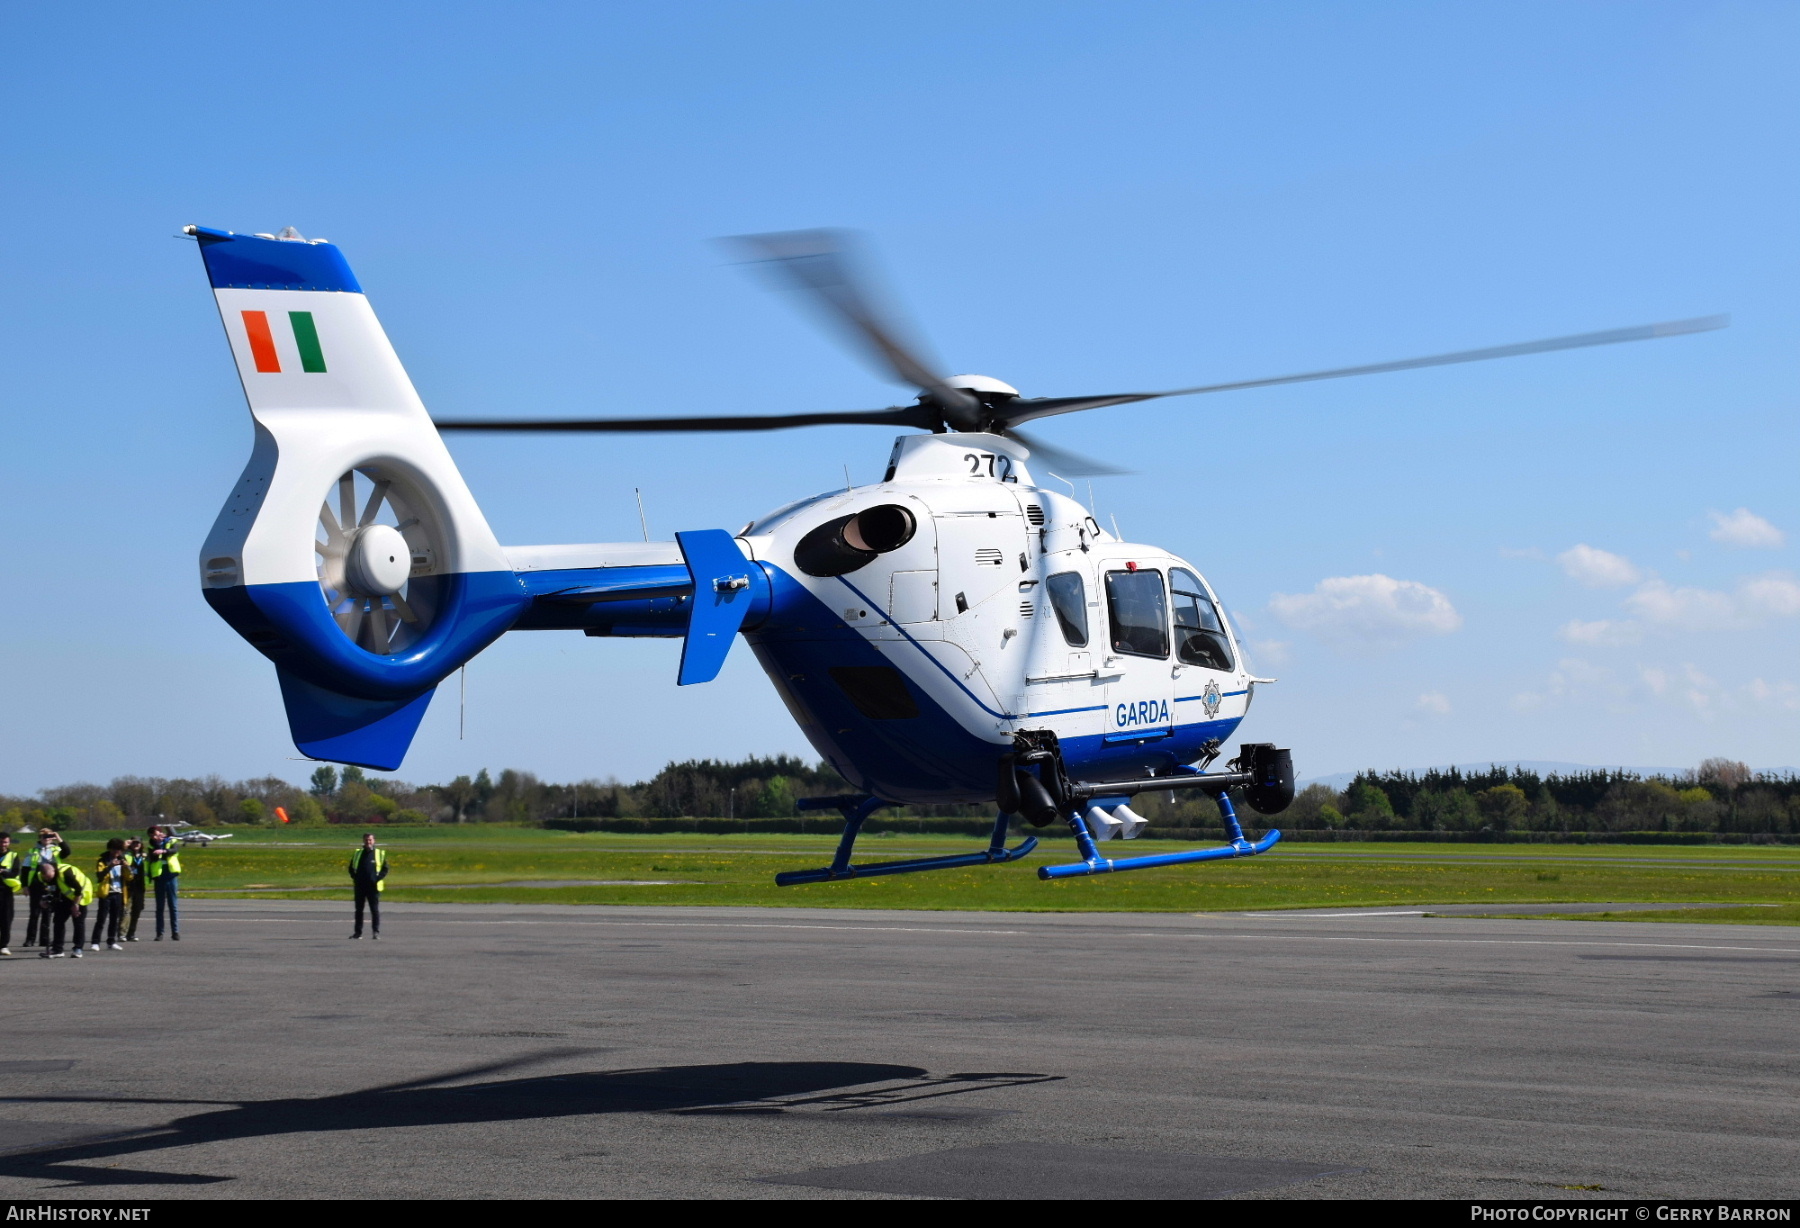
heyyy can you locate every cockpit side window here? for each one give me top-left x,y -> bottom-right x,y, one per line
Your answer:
1171,567 -> 1234,671
1104,569 -> 1169,658
1045,571 -> 1089,647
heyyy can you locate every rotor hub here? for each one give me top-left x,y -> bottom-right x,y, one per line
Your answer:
343,523 -> 412,597
943,374 -> 1020,399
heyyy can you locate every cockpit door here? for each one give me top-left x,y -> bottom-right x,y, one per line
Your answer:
1099,564 -> 1176,745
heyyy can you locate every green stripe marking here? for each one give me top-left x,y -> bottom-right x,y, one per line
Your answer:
288,311 -> 327,373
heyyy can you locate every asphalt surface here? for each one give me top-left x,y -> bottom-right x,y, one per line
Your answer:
0,900 -> 1796,1200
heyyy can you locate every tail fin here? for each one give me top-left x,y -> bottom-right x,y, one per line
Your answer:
190,226 -> 525,769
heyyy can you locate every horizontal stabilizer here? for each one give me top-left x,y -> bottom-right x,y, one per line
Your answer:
675,530 -> 757,685
535,567 -> 693,605
277,669 -> 434,771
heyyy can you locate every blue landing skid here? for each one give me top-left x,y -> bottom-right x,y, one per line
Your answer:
775,795 -> 1038,887
1038,791 -> 1281,880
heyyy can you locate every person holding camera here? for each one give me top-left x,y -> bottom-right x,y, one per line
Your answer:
122,838 -> 147,942
22,828 -> 68,950
145,825 -> 182,941
90,843 -> 127,951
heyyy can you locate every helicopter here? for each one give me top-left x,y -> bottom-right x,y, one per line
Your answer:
185,224 -> 1723,884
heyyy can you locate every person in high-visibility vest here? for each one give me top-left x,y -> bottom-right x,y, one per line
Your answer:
38,859 -> 93,959
144,824 -> 182,941
0,833 -> 21,955
347,832 -> 389,940
90,843 -> 127,951
22,829 -> 67,950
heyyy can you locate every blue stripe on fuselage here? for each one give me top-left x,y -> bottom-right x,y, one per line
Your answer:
748,563 -> 1242,804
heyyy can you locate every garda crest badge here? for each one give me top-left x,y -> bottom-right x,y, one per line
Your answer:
1201,679 -> 1222,718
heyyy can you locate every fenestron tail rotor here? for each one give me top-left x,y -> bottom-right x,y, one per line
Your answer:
314,467 -> 439,657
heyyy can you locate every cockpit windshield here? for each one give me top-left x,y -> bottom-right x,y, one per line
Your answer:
1171,567 -> 1234,671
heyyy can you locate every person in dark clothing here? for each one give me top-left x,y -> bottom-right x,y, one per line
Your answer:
91,845 -> 126,951
38,860 -> 91,959
348,832 -> 389,940
22,829 -> 67,949
122,838 -> 146,941
0,833 -> 20,955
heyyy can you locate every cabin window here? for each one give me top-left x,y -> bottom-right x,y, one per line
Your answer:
1104,569 -> 1168,658
1045,571 -> 1089,647
1171,568 -> 1234,671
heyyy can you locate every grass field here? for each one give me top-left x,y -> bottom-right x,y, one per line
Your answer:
44,826 -> 1800,920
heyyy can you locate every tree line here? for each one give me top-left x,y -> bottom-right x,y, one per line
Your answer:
1270,758 -> 1800,835
0,755 -> 900,829
4,755 -> 1795,835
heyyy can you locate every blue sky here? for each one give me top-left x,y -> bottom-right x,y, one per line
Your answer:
1,1 -> 1796,792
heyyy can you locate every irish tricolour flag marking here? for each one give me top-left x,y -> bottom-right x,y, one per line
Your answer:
241,310 -> 327,374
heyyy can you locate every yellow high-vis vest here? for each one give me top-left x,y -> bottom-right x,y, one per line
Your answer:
54,864 -> 95,907
348,846 -> 389,893
146,840 -> 182,878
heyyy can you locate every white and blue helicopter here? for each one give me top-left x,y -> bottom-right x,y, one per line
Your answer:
186,225 -> 1722,884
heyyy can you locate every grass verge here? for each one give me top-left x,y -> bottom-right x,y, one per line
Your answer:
54,828 -> 1787,918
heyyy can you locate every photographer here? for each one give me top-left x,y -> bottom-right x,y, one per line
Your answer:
145,824 -> 182,941
90,843 -> 127,951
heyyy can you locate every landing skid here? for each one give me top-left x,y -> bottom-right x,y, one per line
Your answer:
1038,791 -> 1281,879
776,774 -> 1280,886
774,795 -> 1039,887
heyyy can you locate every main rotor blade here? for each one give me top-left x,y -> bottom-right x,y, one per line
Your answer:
1005,427 -> 1133,477
996,314 -> 1730,428
435,406 -> 933,433
721,229 -> 980,423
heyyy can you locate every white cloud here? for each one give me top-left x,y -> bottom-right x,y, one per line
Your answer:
1635,662 -> 1722,718
1613,572 -> 1800,632
1416,692 -> 1452,716
1246,639 -> 1290,668
1514,657 -> 1625,712
1709,508 -> 1785,550
1740,573 -> 1800,618
1268,574 -> 1461,649
1557,544 -> 1642,588
1518,656 -> 1800,721
1677,664 -> 1725,720
1624,580 -> 1738,630
1558,618 -> 1640,646
1746,678 -> 1800,711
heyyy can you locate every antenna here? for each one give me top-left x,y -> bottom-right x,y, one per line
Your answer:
1046,471 -> 1078,501
1086,480 -> 1096,513
843,464 -> 853,492
635,488 -> 650,542
1110,513 -> 1122,540
459,666 -> 466,740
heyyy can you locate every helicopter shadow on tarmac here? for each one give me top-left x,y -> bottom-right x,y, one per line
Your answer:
0,1055 -> 1062,1188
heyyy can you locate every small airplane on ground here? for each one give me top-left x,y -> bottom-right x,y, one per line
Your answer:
185,224 -> 1721,884
166,821 -> 234,847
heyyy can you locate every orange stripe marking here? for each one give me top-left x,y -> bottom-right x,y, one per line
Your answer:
242,310 -> 281,373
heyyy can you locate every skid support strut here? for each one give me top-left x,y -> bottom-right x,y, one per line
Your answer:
1037,791 -> 1280,880
775,795 -> 1038,887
